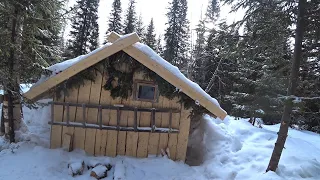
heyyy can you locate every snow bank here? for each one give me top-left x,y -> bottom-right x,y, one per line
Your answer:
194,115 -> 320,180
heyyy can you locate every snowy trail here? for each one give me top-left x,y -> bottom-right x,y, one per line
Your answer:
1,103 -> 320,179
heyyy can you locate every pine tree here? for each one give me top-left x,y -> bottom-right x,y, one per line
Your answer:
66,0 -> 99,58
163,0 -> 190,72
292,0 -> 320,132
191,18 -> 206,83
155,35 -> 164,55
0,0 -> 65,141
206,0 -> 220,22
144,18 -> 156,50
123,0 -> 137,34
136,14 -> 145,40
106,0 -> 123,38
220,0 -> 291,120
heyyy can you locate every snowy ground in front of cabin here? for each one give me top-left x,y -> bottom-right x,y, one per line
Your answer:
0,102 -> 320,180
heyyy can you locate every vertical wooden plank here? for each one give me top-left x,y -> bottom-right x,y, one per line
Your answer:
95,72 -> 111,156
147,96 -> 164,156
176,103 -> 191,162
117,97 -> 130,156
50,94 -> 65,149
167,97 -> 181,160
85,70 -> 103,155
158,97 -> 170,155
125,102 -> 140,157
62,88 -> 79,150
125,72 -> 142,157
137,100 -> 152,158
106,95 -> 122,157
73,80 -> 92,150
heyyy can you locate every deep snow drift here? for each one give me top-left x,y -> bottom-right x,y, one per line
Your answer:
0,103 -> 320,179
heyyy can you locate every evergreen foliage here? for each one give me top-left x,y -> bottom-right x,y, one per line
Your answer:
0,0 -> 65,86
136,14 -> 146,40
229,1 -> 291,121
163,0 -> 190,72
106,0 -> 123,37
144,18 -> 157,50
155,35 -> 164,55
123,0 -> 137,34
206,0 -> 220,22
66,0 -> 99,58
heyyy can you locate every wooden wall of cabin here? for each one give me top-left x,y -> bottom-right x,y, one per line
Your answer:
50,70 -> 191,161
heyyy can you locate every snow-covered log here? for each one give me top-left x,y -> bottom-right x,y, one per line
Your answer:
68,161 -> 85,177
90,165 -> 108,179
87,159 -> 101,169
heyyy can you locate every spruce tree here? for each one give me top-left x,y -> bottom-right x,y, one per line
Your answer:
144,18 -> 156,50
292,0 -> 320,132
191,18 -> 206,83
0,0 -> 65,140
155,35 -> 164,55
123,0 -> 137,34
163,0 -> 190,72
206,0 -> 220,22
136,14 -> 145,39
106,0 -> 123,38
66,0 -> 99,58
221,0 -> 291,120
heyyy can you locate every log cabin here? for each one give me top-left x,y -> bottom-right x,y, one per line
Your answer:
24,32 -> 227,162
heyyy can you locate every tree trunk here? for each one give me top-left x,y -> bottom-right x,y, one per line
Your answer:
5,4 -> 20,143
266,0 -> 306,172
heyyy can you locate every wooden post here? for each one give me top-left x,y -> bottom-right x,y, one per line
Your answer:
99,105 -> 102,129
134,107 -> 138,131
151,109 -> 155,132
51,103 -> 54,124
82,104 -> 86,127
66,103 -> 70,126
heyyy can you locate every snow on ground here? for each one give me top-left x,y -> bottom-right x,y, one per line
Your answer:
1,102 -> 320,179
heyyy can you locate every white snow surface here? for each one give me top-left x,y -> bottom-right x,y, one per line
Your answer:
1,100 -> 320,179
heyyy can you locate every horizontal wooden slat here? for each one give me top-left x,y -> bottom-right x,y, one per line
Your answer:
108,32 -> 227,120
48,101 -> 180,113
48,121 -> 179,133
24,33 -> 140,101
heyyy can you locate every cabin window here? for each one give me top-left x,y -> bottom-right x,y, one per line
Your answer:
134,81 -> 158,102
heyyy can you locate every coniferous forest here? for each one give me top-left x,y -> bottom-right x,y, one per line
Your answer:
0,0 -> 319,137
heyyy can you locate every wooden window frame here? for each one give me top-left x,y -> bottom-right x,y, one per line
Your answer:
134,80 -> 158,103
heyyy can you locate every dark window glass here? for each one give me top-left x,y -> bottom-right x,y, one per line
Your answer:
138,85 -> 155,100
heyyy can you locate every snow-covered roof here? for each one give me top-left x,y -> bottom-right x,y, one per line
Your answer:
24,32 -> 227,120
